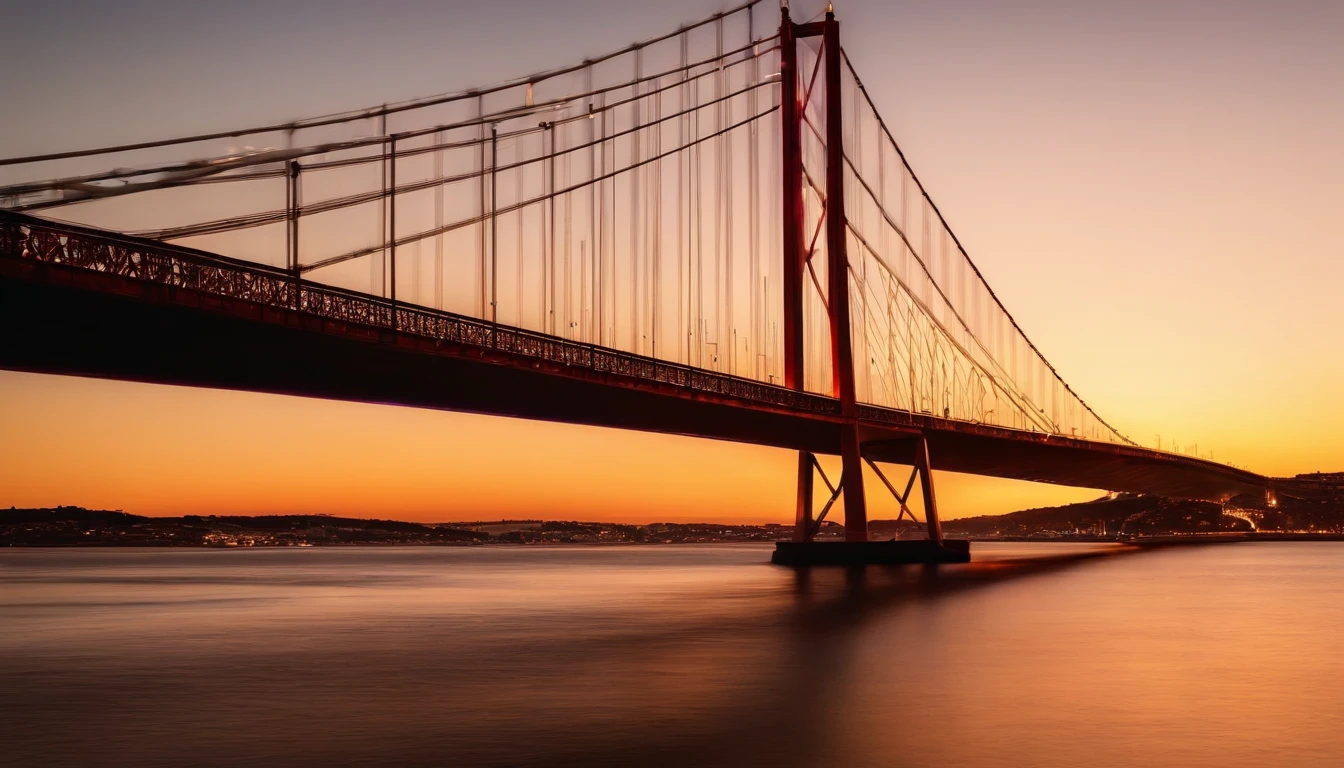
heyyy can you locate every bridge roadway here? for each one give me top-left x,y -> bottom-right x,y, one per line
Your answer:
0,210 -> 1269,502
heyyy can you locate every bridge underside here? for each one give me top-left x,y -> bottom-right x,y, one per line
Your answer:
0,256 -> 1268,502
859,429 -> 1264,500
0,259 -> 840,456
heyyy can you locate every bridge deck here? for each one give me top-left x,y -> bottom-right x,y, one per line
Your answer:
0,211 -> 1269,501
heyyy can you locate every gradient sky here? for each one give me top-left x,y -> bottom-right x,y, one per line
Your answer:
1,0 -> 1340,522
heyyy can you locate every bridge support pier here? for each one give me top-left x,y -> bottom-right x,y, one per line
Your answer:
840,424 -> 869,542
775,432 -> 968,565
790,445 -> 865,543
793,450 -> 814,542
914,433 -> 944,544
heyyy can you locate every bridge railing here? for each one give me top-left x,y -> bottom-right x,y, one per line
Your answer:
0,211 -> 839,417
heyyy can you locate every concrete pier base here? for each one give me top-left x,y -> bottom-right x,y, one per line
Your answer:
771,539 -> 971,566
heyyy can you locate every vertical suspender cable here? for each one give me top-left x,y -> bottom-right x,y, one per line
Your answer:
564,125 -> 573,338
581,240 -> 589,343
377,110 -> 386,297
434,128 -> 444,310
678,31 -> 687,365
490,123 -> 499,335
722,18 -> 734,375
516,133 -> 523,326
598,97 -> 607,346
652,62 -> 662,361
548,122 -> 557,335
536,130 -> 545,330
694,66 -> 704,367
587,66 -> 596,343
714,16 -> 724,371
478,95 -> 487,319
389,135 -> 397,314
747,22 -> 759,380
631,50 -> 642,353
288,159 -> 300,309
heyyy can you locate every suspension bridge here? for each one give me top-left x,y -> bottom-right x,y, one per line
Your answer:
0,2 -> 1278,562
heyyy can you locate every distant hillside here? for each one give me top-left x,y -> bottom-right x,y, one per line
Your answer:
6,486 -> 1343,547
1227,489 -> 1344,533
938,494 -> 1251,538
0,508 -> 796,546
0,507 -> 486,546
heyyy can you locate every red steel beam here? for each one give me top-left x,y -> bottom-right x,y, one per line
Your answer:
780,7 -> 817,542
779,6 -> 805,394
822,10 -> 869,541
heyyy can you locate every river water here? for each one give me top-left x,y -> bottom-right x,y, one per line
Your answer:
3,543 -> 1343,767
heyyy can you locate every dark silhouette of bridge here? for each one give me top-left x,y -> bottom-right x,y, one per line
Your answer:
0,2 -> 1278,552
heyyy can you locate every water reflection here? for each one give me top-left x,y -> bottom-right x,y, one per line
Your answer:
3,543 -> 1342,767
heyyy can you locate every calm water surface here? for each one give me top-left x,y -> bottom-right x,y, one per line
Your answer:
3,542 -> 1343,767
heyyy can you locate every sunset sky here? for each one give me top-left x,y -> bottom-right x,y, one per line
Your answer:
1,0 -> 1339,522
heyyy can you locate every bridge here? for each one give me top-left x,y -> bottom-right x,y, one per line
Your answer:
0,2 -> 1277,558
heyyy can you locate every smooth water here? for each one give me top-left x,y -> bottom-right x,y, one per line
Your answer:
3,543 -> 1343,767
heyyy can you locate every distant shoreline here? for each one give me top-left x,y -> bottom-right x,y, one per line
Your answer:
8,534 -> 1344,549
6,503 -> 1344,547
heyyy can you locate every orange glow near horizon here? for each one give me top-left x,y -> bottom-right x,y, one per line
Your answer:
1,372 -> 1108,523
1,1 -> 1340,523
